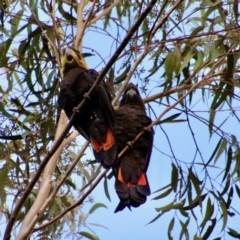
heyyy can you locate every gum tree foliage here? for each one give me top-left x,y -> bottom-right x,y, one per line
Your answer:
0,0 -> 240,239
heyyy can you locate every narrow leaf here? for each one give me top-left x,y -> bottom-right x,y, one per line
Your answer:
103,177 -> 111,201
155,202 -> 183,212
220,201 -> 228,232
228,228 -> 240,239
79,231 -> 99,240
168,217 -> 175,240
214,138 -> 227,164
159,113 -> 182,124
152,188 -> 172,200
204,138 -> 222,169
222,146 -> 232,183
202,218 -> 216,240
89,203 -> 107,214
183,193 -> 207,210
171,163 -> 178,192
200,197 -> 214,232
179,218 -> 190,240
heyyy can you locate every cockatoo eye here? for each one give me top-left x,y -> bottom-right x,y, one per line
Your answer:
67,55 -> 73,62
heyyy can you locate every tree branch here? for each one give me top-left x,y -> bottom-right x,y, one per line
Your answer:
21,142 -> 89,239
89,0 -> 121,25
15,0 -> 66,237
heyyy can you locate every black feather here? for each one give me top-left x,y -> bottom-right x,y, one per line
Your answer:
114,83 -> 154,212
58,67 -> 117,168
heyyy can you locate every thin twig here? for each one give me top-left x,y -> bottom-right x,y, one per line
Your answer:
75,0 -> 96,50
89,0 -> 121,25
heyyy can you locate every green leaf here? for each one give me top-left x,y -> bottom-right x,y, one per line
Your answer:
202,218 -> 216,240
179,48 -> 193,74
104,15 -> 110,29
88,222 -> 109,230
220,201 -> 228,232
179,208 -> 189,218
188,168 -> 202,199
0,163 -> 8,204
183,193 -> 207,211
147,212 -> 164,224
165,47 -> 181,82
153,183 -> 172,193
65,179 -> 76,190
0,102 -> 12,118
214,138 -> 227,164
204,138 -> 222,169
173,46 -> 181,75
179,218 -> 190,240
226,187 -> 233,209
103,177 -> 111,202
11,10 -> 24,36
200,198 -> 214,232
208,109 -> 215,136
79,231 -> 100,240
190,26 -> 205,37
233,0 -> 239,22
171,163 -> 178,192
114,65 -> 131,84
142,19 -> 149,42
155,201 -> 183,212
0,39 -> 12,66
228,228 -> 240,239
220,176 -> 230,197
193,236 -> 203,240
159,113 -> 182,124
235,185 -> 240,199
193,50 -> 204,72
106,68 -> 115,97
152,188 -> 172,200
58,1 -> 77,22
222,146 -> 232,183
211,91 -> 225,111
168,217 -> 175,240
116,4 -> 122,23
88,203 -> 107,214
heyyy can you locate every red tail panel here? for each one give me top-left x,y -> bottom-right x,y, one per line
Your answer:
138,173 -> 147,185
117,167 -> 147,187
91,128 -> 115,152
103,129 -> 115,150
90,137 -> 103,152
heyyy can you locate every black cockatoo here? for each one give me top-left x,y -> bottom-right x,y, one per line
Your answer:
114,83 -> 154,212
58,47 -> 117,168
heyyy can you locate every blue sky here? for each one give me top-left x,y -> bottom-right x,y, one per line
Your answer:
1,1 -> 240,239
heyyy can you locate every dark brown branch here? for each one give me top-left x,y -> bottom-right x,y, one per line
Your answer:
3,0 -> 158,239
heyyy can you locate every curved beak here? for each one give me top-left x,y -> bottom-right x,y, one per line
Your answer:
126,89 -> 137,96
